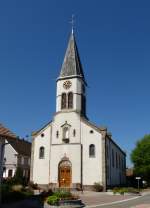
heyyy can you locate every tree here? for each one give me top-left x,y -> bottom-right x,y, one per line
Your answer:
131,134 -> 150,184
13,167 -> 24,184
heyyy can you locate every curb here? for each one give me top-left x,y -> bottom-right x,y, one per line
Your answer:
85,195 -> 142,208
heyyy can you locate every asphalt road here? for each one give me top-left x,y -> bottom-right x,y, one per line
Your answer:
96,193 -> 150,208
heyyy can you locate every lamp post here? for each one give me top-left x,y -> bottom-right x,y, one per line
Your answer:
135,177 -> 141,194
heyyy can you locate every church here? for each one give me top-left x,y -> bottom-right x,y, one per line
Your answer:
30,30 -> 126,191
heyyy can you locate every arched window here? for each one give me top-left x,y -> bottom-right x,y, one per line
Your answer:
61,93 -> 67,109
89,144 -> 95,157
68,92 -> 73,109
39,146 -> 45,159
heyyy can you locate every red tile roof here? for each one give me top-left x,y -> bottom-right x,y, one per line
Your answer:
0,123 -> 16,138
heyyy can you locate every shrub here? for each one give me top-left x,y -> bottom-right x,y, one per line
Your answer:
93,182 -> 103,192
11,184 -> 23,192
13,167 -> 24,185
28,181 -> 39,190
113,187 -> 120,194
1,182 -> 33,204
127,187 -> 139,193
113,187 -> 139,195
118,188 -> 127,195
40,189 -> 53,201
53,190 -> 72,199
47,195 -> 59,205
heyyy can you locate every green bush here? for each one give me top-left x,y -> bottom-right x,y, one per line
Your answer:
47,195 -> 59,205
1,183 -> 33,204
118,188 -> 127,195
53,190 -> 72,199
93,182 -> 103,192
113,187 -> 139,195
113,187 -> 120,194
28,181 -> 39,190
11,184 -> 23,192
125,187 -> 139,193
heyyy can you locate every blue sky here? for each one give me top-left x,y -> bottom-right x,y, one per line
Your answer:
0,0 -> 150,166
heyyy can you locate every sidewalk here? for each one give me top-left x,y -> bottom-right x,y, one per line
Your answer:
131,205 -> 150,208
78,191 -> 139,206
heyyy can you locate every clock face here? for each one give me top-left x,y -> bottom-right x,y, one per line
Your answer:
63,81 -> 72,89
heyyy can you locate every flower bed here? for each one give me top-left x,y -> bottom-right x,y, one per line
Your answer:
44,190 -> 84,207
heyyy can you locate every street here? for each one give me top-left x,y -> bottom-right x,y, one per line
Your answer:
94,193 -> 150,208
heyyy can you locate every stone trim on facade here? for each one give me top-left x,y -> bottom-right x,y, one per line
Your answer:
100,129 -> 107,191
30,137 -> 35,182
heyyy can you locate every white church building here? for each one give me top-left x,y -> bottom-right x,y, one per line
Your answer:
30,31 -> 126,190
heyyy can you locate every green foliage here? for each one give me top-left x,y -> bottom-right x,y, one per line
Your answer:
11,184 -> 23,192
53,190 -> 72,199
13,167 -> 24,184
93,182 -> 103,192
127,187 -> 139,194
131,134 -> 150,183
113,187 -> 139,195
28,181 -> 39,190
47,195 -> 59,205
46,190 -> 77,205
1,183 -> 33,204
113,187 -> 120,194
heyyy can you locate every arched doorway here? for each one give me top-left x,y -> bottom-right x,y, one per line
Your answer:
58,158 -> 72,188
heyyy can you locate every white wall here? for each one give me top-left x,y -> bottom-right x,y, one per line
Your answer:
81,121 -> 103,185
56,78 -> 83,112
32,124 -> 51,184
50,144 -> 81,185
52,112 -> 81,144
3,141 -> 18,178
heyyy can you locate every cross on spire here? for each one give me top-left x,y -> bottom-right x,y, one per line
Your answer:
70,14 -> 75,34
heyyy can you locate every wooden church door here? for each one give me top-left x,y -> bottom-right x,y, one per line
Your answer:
59,159 -> 71,188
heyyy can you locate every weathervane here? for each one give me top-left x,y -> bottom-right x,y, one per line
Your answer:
70,14 -> 75,34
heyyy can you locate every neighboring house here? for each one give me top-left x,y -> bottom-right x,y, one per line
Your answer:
126,168 -> 135,187
30,31 -> 126,190
0,123 -> 31,180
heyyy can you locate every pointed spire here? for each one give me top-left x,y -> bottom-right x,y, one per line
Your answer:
70,14 -> 74,35
58,32 -> 86,83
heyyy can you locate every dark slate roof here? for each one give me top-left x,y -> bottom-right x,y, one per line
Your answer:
0,123 -> 16,138
0,123 -> 31,156
58,32 -> 86,82
6,137 -> 31,157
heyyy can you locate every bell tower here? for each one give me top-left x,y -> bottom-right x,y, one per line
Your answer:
56,31 -> 87,117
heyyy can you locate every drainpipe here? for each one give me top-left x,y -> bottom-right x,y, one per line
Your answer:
81,144 -> 83,192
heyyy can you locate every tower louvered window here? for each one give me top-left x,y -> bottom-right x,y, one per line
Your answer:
61,93 -> 67,109
68,92 -> 73,109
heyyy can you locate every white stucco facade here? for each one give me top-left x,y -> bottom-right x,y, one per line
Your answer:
3,142 -> 17,178
30,32 -> 126,190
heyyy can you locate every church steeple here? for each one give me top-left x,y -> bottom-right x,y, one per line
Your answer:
58,32 -> 86,84
56,32 -> 87,117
